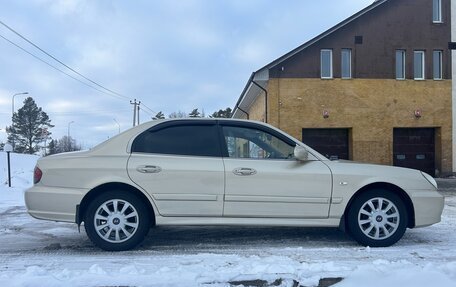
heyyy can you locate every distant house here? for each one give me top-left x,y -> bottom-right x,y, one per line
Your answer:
232,0 -> 452,176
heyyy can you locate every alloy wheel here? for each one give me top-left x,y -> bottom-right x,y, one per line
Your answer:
357,197 -> 400,240
93,199 -> 139,243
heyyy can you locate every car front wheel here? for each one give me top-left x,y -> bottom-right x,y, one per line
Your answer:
347,189 -> 408,247
84,191 -> 150,251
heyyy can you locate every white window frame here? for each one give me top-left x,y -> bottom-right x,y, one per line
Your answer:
395,50 -> 406,80
320,49 -> 333,79
414,51 -> 426,80
433,0 -> 442,23
433,50 -> 443,80
341,49 -> 352,79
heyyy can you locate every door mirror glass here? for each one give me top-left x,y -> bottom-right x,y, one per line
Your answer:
294,145 -> 309,161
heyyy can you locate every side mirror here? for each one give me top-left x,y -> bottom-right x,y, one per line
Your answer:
294,145 -> 309,161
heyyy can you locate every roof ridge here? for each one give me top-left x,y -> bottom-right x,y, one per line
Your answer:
258,0 -> 389,72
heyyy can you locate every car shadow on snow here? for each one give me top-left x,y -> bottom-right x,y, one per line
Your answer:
138,226 -> 356,251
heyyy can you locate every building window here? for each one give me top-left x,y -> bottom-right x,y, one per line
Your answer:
433,0 -> 442,23
433,50 -> 443,80
341,49 -> 352,79
395,50 -> 406,80
414,51 -> 425,80
321,49 -> 333,79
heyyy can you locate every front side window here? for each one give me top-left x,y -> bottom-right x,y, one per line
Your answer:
341,49 -> 352,79
222,126 -> 294,159
433,0 -> 442,23
414,51 -> 425,80
321,49 -> 333,79
132,124 -> 221,157
396,50 -> 406,80
433,50 -> 443,80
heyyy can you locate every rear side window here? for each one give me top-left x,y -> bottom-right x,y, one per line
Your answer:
132,124 -> 221,157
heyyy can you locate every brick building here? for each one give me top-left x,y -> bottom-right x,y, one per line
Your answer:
452,0 -> 456,173
232,0 -> 452,176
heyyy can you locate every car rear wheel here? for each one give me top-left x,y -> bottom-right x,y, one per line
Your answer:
347,189 -> 408,247
84,191 -> 150,251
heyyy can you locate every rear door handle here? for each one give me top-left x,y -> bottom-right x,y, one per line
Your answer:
136,165 -> 162,173
233,167 -> 257,176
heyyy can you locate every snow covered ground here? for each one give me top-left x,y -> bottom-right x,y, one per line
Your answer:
1,151 -> 456,287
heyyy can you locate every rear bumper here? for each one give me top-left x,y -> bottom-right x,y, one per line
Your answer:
24,185 -> 88,223
411,190 -> 445,228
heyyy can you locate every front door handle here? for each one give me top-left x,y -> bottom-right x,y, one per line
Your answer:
137,165 -> 162,174
233,167 -> 257,176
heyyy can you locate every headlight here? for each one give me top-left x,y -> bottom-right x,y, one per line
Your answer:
421,171 -> 438,190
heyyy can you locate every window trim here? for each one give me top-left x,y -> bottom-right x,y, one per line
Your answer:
320,49 -> 333,79
341,49 -> 352,79
433,0 -> 443,23
395,50 -> 406,80
414,50 -> 426,81
433,50 -> 443,80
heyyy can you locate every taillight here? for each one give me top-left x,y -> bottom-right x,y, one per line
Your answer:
34,166 -> 43,184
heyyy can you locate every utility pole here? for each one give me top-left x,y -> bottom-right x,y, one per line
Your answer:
11,92 -> 28,151
130,99 -> 141,126
137,104 -> 140,125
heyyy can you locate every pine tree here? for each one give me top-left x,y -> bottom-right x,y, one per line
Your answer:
188,108 -> 201,118
7,97 -> 54,154
210,107 -> 232,118
47,139 -> 57,155
153,111 -> 165,120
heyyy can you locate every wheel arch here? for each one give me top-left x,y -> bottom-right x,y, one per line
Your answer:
77,182 -> 156,227
341,182 -> 415,231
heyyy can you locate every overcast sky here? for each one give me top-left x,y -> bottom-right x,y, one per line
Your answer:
0,0 -> 373,148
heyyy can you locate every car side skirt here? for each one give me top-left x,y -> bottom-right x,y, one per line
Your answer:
155,216 -> 341,227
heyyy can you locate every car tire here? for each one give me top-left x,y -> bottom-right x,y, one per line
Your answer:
84,190 -> 150,251
347,189 -> 408,247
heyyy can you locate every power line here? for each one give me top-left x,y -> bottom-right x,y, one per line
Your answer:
0,33 -> 127,101
47,108 -> 130,115
139,107 -> 153,117
140,102 -> 156,115
0,19 -> 130,101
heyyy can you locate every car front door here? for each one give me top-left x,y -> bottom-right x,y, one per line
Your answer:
220,123 -> 332,218
127,121 -> 224,217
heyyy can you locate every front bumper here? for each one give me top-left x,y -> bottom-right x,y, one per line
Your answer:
411,190 -> 445,228
25,185 -> 88,223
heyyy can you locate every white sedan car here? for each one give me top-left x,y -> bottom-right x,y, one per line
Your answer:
25,119 -> 444,251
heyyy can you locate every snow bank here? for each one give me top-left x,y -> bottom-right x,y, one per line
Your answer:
337,261 -> 456,287
0,152 -> 39,208
1,257 -> 455,287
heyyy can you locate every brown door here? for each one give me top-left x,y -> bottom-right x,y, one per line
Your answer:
302,128 -> 349,160
393,128 -> 435,176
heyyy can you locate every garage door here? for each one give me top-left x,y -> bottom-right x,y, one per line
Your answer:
393,128 -> 435,176
302,128 -> 349,160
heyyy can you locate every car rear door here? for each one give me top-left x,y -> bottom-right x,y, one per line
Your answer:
127,120 -> 224,217
220,122 -> 332,218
